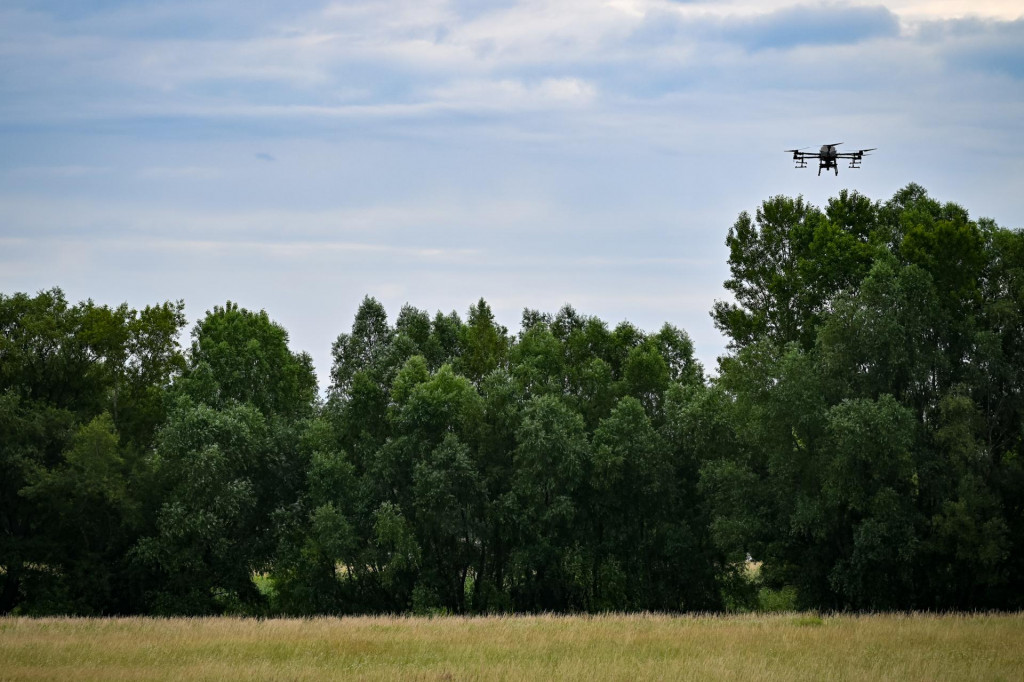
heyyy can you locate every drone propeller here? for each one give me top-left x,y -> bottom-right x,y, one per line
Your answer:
826,142 -> 844,147
784,147 -> 812,152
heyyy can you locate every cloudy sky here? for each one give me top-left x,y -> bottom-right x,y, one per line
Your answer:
2,0 -> 1022,384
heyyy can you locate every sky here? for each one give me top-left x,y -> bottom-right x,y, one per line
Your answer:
1,0 -> 1022,386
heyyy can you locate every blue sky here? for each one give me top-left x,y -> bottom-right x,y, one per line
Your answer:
2,0 -> 1022,384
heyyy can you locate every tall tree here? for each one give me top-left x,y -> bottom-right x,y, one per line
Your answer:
508,394 -> 590,611
458,299 -> 509,383
134,302 -> 316,614
0,289 -> 185,615
712,192 -> 881,351
704,185 -> 1024,611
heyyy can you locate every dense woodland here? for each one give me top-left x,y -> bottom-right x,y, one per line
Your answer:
2,184 -> 1023,615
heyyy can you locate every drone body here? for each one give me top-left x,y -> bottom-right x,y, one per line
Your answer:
785,143 -> 875,176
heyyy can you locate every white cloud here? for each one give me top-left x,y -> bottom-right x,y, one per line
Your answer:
653,1 -> 1022,22
884,0 -> 1023,20
430,77 -> 596,109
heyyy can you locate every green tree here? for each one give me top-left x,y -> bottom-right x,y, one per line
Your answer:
133,402 -> 268,614
18,413 -> 135,614
412,434 -> 485,612
591,397 -> 676,609
331,296 -> 393,401
705,185 -> 1024,611
135,302 -> 316,614
0,289 -> 185,615
187,301 -> 316,419
621,341 -> 671,418
458,299 -> 509,383
508,395 -> 590,611
712,193 -> 881,351
270,416 -> 359,615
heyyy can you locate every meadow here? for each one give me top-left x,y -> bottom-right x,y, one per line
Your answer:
1,612 -> 1022,681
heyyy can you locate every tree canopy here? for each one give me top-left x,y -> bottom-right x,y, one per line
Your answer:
2,184 -> 1022,615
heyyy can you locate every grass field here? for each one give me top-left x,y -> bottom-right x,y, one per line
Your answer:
2,612 -> 1022,681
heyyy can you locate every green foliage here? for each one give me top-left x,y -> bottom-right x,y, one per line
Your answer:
758,586 -> 799,613
705,184 -> 1024,611
459,299 -> 510,382
186,301 -> 316,419
133,402 -> 267,614
132,302 -> 317,615
3,184 -> 1022,616
0,289 -> 186,615
713,192 -> 882,351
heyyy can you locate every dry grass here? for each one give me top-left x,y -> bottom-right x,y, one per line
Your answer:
1,612 -> 1022,681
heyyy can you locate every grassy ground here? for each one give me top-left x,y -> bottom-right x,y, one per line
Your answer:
1,612 -> 1022,681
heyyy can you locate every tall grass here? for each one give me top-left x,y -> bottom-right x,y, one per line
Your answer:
1,612 -> 1021,681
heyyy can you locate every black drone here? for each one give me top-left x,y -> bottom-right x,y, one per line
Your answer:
785,143 -> 876,176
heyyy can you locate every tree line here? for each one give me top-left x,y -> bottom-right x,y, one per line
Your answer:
2,184 -> 1022,615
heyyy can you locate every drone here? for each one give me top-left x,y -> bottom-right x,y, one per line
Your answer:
785,143 -> 876,176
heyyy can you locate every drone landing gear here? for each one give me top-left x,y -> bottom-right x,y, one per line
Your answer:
834,167 -> 839,176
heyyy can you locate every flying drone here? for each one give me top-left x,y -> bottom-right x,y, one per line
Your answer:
785,143 -> 876,176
